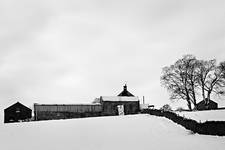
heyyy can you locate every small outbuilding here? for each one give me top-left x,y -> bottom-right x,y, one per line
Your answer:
196,98 -> 218,110
4,102 -> 32,123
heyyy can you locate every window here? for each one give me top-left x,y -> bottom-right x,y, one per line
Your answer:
16,108 -> 20,113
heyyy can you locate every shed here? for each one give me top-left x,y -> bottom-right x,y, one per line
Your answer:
100,96 -> 140,116
4,102 -> 32,123
34,103 -> 102,121
196,99 -> 218,110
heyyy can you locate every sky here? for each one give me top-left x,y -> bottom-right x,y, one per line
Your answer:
0,0 -> 225,112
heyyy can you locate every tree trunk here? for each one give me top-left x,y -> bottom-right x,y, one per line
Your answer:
201,84 -> 205,101
207,90 -> 211,102
191,82 -> 197,107
186,89 -> 192,110
187,99 -> 192,111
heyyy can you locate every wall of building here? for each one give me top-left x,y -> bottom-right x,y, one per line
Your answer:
34,104 -> 102,121
33,100 -> 140,121
101,101 -> 140,116
34,111 -> 102,121
197,100 -> 218,110
4,104 -> 32,123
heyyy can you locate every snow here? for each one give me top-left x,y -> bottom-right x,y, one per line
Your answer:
176,109 -> 225,122
101,96 -> 139,101
1,114 -> 225,150
140,104 -> 150,109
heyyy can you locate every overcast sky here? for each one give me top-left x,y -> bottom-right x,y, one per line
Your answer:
0,0 -> 225,111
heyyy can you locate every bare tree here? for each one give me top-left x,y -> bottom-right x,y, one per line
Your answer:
205,61 -> 225,100
185,56 -> 199,106
160,104 -> 172,111
195,59 -> 216,101
195,60 -> 225,102
161,65 -> 188,103
161,54 -> 225,110
161,55 -> 198,110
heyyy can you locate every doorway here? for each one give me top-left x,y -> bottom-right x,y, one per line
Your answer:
117,105 -> 124,115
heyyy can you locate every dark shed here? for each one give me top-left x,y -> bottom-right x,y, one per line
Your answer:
196,99 -> 218,110
4,102 -> 32,123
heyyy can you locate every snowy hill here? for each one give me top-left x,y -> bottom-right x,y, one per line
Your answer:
176,109 -> 225,122
0,114 -> 225,150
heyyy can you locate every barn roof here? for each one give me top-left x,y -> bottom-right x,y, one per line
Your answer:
100,96 -> 139,102
4,102 -> 31,111
118,84 -> 134,97
197,99 -> 218,105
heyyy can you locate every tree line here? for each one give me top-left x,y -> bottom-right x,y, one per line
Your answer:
160,54 -> 225,110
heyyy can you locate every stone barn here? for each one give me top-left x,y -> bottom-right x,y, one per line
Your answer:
196,98 -> 218,110
100,96 -> 140,116
100,84 -> 140,116
4,102 -> 32,123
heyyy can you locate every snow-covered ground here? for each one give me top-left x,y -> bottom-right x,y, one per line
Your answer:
176,109 -> 225,122
0,114 -> 225,150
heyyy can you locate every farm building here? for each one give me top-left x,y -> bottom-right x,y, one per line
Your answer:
33,84 -> 140,121
100,84 -> 140,116
4,102 -> 32,123
100,96 -> 140,116
196,98 -> 218,110
34,103 -> 102,121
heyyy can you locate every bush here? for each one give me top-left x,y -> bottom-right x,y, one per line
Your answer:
160,104 -> 172,111
175,107 -> 186,112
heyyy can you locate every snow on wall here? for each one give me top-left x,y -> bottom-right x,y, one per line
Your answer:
176,109 -> 225,122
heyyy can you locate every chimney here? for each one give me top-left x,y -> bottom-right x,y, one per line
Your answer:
123,84 -> 127,91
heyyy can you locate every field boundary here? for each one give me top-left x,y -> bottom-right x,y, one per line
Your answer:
141,109 -> 225,136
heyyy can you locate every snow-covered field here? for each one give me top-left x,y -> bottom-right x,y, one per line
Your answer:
0,114 -> 225,150
176,109 -> 225,122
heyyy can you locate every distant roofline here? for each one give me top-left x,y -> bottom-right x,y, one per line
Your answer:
100,96 -> 139,102
34,103 -> 101,106
198,99 -> 217,104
